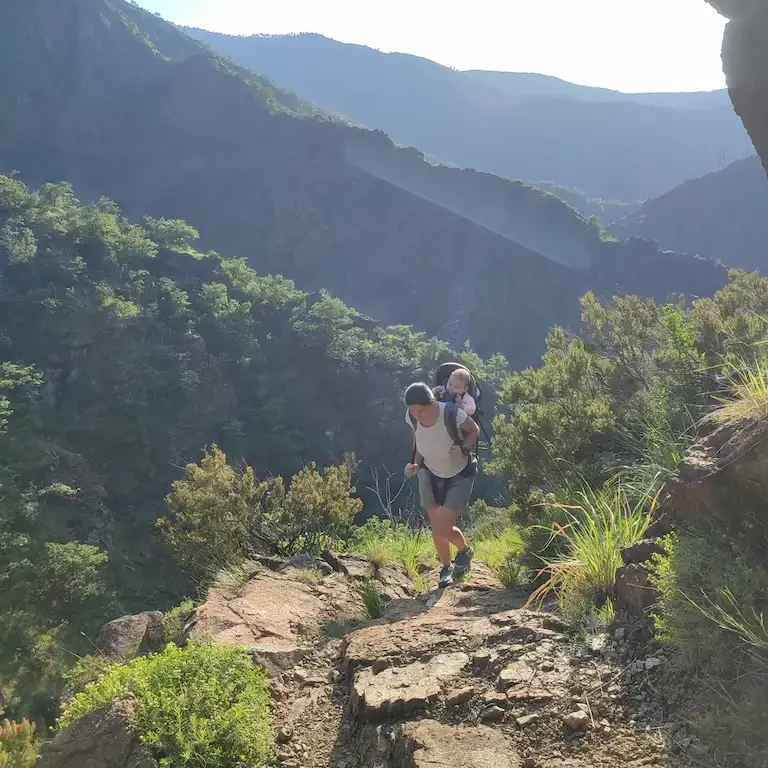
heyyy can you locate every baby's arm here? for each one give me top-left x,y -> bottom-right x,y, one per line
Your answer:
460,393 -> 476,416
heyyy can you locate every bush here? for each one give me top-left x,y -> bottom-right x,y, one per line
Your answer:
359,579 -> 384,619
59,643 -> 273,768
158,447 -> 362,582
0,719 -> 38,768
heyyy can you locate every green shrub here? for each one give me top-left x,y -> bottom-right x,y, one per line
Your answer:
0,718 -> 38,768
59,642 -> 273,768
158,447 -> 362,582
162,599 -> 195,645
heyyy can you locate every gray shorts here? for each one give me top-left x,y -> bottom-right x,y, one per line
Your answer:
418,468 -> 474,511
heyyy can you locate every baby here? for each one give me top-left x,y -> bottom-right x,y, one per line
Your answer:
434,367 -> 476,416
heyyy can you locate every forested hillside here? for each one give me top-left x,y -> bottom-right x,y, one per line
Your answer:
0,174 -> 494,718
610,155 -> 768,271
184,29 -> 754,201
0,0 -> 727,371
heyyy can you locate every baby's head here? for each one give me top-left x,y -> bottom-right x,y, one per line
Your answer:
446,368 -> 471,396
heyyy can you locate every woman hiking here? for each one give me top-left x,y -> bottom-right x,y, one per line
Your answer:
404,381 -> 479,587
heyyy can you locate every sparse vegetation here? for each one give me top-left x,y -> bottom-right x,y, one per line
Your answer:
714,357 -> 768,423
321,617 -> 363,639
651,529 -> 768,764
473,528 -> 525,587
64,655 -> 117,696
294,569 -> 325,586
347,518 -> 435,589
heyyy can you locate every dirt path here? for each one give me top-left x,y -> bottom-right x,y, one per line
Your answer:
189,556 -> 700,768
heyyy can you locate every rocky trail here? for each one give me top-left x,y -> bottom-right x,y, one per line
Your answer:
43,552 -> 704,768
180,554 -> 700,768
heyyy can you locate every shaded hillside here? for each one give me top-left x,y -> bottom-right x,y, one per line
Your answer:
0,0 -> 727,369
466,70 -> 731,110
609,155 -> 768,271
184,29 -> 754,200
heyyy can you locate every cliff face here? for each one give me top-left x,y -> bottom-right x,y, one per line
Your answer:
707,1 -> 768,173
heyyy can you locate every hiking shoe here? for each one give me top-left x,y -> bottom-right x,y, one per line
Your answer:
438,564 -> 455,588
453,547 -> 474,576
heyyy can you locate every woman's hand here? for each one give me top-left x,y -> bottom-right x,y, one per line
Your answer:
404,463 -> 420,478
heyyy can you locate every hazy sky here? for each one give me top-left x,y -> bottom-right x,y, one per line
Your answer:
137,0 -> 728,93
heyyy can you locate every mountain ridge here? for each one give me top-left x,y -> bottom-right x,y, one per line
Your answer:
183,27 -> 754,200
0,0 -> 727,369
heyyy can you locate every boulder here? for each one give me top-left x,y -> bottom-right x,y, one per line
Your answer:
615,563 -> 657,614
620,538 -> 666,566
392,719 -> 522,768
39,698 -> 158,768
97,612 -> 164,660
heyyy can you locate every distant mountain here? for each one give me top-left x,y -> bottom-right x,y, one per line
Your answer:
465,71 -> 732,110
609,156 -> 768,271
0,0 -> 726,371
183,30 -> 754,201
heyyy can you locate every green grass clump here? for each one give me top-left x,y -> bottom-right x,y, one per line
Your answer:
59,642 -> 273,768
347,519 -> 435,588
359,579 -> 384,619
210,559 -> 261,594
473,527 -> 525,587
528,478 -> 657,621
713,358 -> 768,423
293,568 -> 325,585
162,598 -> 195,645
321,617 -> 363,638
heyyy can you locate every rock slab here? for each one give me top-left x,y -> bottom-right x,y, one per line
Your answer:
351,652 -> 470,719
393,719 -> 522,768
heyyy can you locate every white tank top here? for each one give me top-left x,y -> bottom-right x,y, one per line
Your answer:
406,402 -> 468,478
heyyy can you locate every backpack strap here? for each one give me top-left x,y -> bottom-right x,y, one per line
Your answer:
443,401 -> 462,446
408,411 -> 422,466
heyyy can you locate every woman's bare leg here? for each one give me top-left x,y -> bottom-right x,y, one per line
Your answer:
427,506 -> 468,566
427,506 -> 452,566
